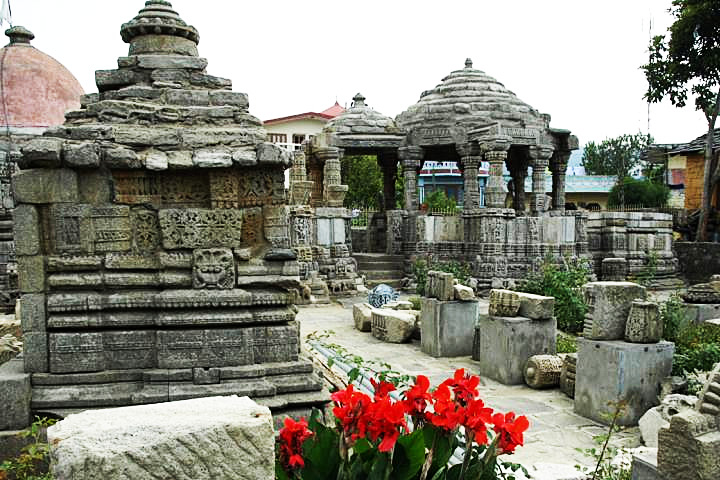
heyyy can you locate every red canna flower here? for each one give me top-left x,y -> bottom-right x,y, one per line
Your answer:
440,368 -> 480,405
427,384 -> 465,431
332,384 -> 372,442
370,378 -> 396,401
365,396 -> 408,452
403,375 -> 432,416
278,417 -> 314,470
462,397 -> 494,445
492,412 -> 530,455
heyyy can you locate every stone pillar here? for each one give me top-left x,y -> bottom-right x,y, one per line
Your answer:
317,147 -> 347,208
289,150 -> 313,205
378,151 -> 398,212
460,149 -> 483,211
510,166 -> 527,212
529,145 -> 553,215
550,151 -> 570,211
398,146 -> 423,213
484,150 -> 507,209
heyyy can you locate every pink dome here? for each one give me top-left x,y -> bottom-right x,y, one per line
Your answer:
0,26 -> 84,128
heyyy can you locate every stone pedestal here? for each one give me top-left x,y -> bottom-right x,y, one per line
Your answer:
574,339 -> 674,426
602,257 -> 628,282
421,298 -> 478,357
473,314 -> 556,385
0,357 -> 31,430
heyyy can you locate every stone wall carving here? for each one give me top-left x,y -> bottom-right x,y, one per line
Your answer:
159,209 -> 243,249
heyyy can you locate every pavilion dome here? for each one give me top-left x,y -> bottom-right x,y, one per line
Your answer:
0,26 -> 84,129
396,58 -> 549,134
323,93 -> 402,136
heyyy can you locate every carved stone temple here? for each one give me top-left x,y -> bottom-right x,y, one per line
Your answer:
12,0 -> 324,416
293,59 -> 586,287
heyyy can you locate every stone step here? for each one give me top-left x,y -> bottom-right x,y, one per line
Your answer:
355,260 -> 404,270
353,253 -> 404,263
366,278 -> 404,290
362,270 -> 404,280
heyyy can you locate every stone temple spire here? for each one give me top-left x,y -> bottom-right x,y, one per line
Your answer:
465,58 -> 473,69
120,0 -> 200,56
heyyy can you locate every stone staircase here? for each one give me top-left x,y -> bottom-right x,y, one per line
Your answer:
354,253 -> 405,289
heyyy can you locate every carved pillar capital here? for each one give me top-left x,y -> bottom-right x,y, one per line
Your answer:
398,146 -> 424,170
314,146 -> 340,163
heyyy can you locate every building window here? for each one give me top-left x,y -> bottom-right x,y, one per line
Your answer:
269,133 -> 287,144
292,134 -> 306,145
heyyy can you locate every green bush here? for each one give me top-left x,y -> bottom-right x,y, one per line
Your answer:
672,344 -> 720,376
608,177 -> 669,208
408,296 -> 422,311
423,189 -> 457,211
557,333 -> 578,353
661,293 -> 687,343
517,256 -> 591,334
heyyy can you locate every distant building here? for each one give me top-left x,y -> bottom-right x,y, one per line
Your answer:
263,101 -> 345,151
646,129 -> 720,209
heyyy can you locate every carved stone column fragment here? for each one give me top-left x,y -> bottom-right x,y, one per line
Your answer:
484,150 -> 507,209
529,145 -> 553,215
398,146 -> 423,213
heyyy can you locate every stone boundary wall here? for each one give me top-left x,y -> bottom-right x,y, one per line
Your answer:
674,242 -> 720,284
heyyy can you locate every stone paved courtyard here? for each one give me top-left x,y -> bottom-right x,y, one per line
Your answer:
297,296 -> 642,476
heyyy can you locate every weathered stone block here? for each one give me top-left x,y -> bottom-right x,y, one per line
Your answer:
421,298 -> 478,357
657,410 -> 720,480
209,91 -> 249,108
582,281 -> 646,340
426,271 -> 454,301
165,89 -> 210,106
63,142 -> 100,168
13,169 -> 78,204
135,54 -> 209,70
78,170 -> 112,204
574,339 -> 674,426
48,396 -> 274,480
256,142 -> 291,166
516,292 -> 555,320
473,314 -> 556,385
488,289 -> 520,317
0,358 -> 31,430
157,329 -> 255,368
193,148 -> 232,168
23,332 -> 48,373
454,284 -> 475,301
103,147 -> 142,169
353,303 -> 373,332
17,255 -> 45,293
625,301 -> 663,343
13,204 -> 40,256
20,137 -> 63,168
143,149 -> 168,171
639,394 -> 697,448
559,353 -> 577,398
371,309 -> 415,343
167,150 -> 193,169
18,293 -> 46,333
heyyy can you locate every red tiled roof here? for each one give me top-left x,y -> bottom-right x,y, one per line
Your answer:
321,101 -> 345,117
263,102 -> 345,125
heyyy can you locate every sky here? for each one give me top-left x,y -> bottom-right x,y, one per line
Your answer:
7,0 -> 711,147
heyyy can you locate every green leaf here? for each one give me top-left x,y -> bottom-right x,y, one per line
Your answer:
421,426 -> 455,477
367,451 -> 391,480
392,430 -> 425,480
275,459 -> 291,480
301,420 -> 340,480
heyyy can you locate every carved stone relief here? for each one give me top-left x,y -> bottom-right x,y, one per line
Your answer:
159,209 -> 243,249
193,248 -> 235,289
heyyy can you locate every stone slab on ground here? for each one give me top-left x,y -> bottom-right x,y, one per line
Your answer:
0,357 -> 31,430
574,339 -> 674,426
474,314 -> 556,385
352,303 -> 373,332
48,395 -> 274,480
421,298 -> 478,357
371,309 -> 415,343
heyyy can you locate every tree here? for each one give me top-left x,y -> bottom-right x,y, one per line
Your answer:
643,0 -> 720,241
341,155 -> 383,208
608,177 -> 670,208
581,133 -> 653,207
